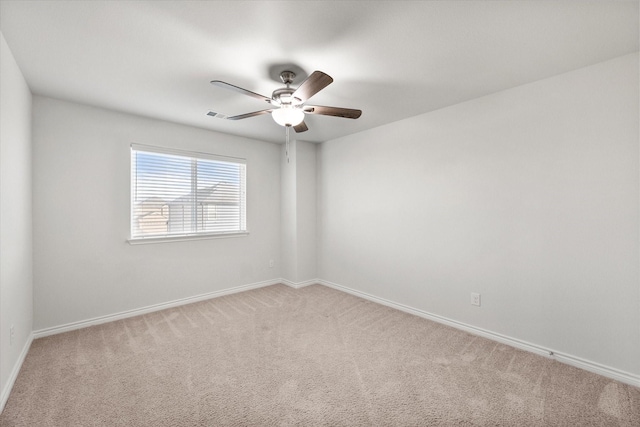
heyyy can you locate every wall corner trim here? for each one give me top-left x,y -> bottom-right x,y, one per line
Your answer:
1,332 -> 34,413
281,278 -> 319,289
318,279 -> 640,388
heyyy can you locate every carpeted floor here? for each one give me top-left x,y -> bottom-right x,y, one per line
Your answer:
1,284 -> 639,426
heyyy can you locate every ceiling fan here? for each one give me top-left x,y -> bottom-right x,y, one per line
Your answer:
207,70 -> 362,133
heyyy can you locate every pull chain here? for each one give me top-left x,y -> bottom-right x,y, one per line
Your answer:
285,125 -> 290,163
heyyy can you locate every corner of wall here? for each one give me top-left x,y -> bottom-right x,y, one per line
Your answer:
0,30 -> 34,413
280,140 -> 318,284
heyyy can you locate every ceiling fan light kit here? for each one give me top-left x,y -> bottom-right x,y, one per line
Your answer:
208,70 -> 362,135
271,104 -> 305,127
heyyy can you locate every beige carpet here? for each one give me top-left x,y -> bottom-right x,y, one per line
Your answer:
1,284 -> 639,426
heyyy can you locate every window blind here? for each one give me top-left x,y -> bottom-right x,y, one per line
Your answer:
131,144 -> 246,239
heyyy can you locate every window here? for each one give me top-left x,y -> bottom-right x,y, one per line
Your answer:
130,144 -> 246,241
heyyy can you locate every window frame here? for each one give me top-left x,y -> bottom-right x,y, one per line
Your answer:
128,143 -> 248,244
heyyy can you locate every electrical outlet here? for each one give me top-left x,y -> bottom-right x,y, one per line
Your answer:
471,293 -> 481,307
269,259 -> 274,268
10,324 -> 15,345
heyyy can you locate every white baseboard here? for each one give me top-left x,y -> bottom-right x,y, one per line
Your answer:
33,279 -> 281,339
1,332 -> 33,413
21,277 -> 640,391
281,278 -> 319,289
318,279 -> 640,388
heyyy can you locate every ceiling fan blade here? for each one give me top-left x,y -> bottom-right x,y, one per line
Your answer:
293,121 -> 309,133
210,80 -> 272,103
304,105 -> 362,119
207,109 -> 274,120
292,71 -> 333,103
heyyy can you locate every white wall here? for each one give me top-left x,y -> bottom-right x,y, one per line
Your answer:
0,32 -> 33,403
318,53 -> 640,377
32,97 -> 281,330
280,140 -> 317,284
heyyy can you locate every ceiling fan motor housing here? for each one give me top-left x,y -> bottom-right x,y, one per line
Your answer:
271,87 -> 297,105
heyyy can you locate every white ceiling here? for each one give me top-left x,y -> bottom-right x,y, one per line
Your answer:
1,1 -> 638,144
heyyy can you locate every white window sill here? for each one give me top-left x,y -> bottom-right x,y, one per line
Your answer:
128,231 -> 249,245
